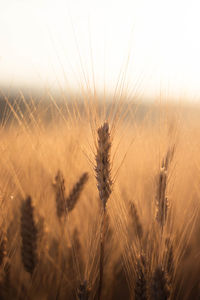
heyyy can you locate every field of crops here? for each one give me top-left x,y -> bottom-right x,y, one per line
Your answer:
0,95 -> 199,299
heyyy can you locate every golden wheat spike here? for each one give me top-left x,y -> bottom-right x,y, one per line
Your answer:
20,195 -> 38,275
150,267 -> 170,300
53,170 -> 66,220
134,254 -> 147,300
95,122 -> 112,300
95,122 -> 112,209
66,172 -> 89,213
78,280 -> 90,300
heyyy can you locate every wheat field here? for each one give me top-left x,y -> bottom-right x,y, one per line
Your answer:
0,94 -> 199,299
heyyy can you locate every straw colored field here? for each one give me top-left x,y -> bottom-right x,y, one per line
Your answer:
0,98 -> 199,299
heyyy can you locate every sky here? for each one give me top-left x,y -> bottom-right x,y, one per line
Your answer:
0,0 -> 200,100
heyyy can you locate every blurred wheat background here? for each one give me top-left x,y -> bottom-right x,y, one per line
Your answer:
0,95 -> 199,299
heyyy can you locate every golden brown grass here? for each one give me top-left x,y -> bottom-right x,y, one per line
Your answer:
0,95 -> 199,299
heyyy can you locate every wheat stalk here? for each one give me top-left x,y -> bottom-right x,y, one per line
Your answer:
95,121 -> 112,300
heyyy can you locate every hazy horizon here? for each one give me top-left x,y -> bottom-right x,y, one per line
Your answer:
1,0 -> 200,102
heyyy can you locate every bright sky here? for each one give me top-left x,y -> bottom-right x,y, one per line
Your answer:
0,0 -> 200,100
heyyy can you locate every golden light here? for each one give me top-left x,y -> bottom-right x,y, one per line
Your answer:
0,0 -> 200,100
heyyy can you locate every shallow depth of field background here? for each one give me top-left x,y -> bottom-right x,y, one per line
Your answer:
1,0 -> 200,101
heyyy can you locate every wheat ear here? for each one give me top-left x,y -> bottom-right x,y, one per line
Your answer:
20,195 -> 38,275
53,170 -> 66,220
150,267 -> 170,300
0,232 -> 7,266
156,166 -> 168,228
156,146 -> 175,229
129,201 -> 143,240
95,122 -> 112,209
53,171 -> 88,219
165,237 -> 174,282
134,254 -> 147,300
95,122 -> 112,300
66,172 -> 89,213
78,280 -> 90,300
